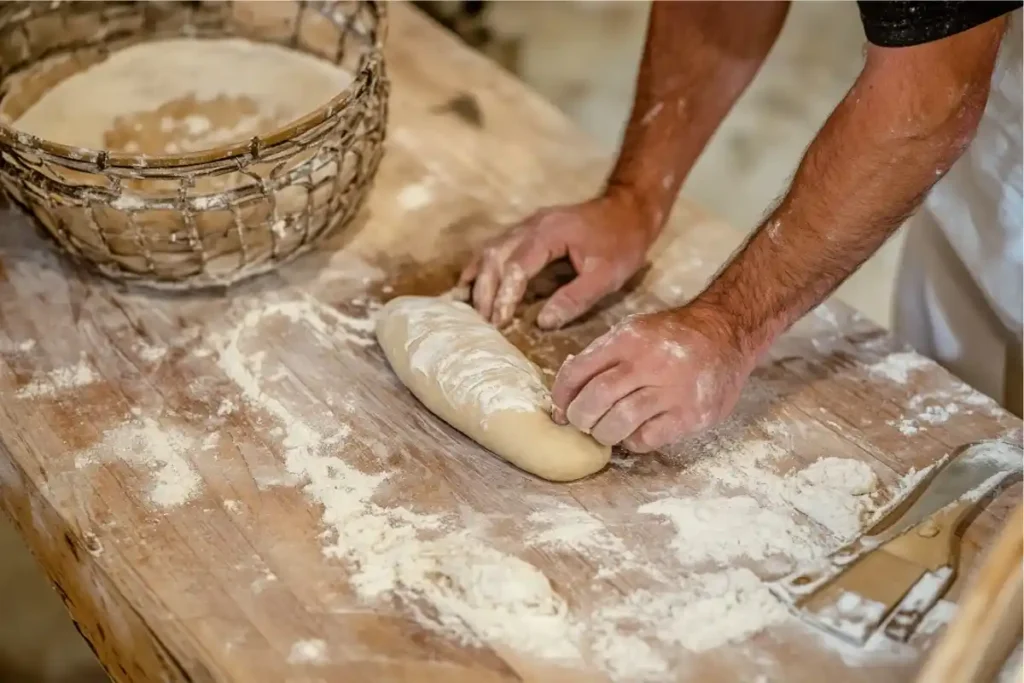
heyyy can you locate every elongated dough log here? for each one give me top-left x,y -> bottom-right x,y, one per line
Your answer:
375,296 -> 610,481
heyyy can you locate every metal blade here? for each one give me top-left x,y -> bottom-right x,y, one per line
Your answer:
870,439 -> 1022,541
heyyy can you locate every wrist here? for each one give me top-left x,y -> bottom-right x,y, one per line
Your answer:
673,296 -> 768,369
601,180 -> 666,243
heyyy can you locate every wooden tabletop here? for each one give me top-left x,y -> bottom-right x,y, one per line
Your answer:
0,5 -> 1021,682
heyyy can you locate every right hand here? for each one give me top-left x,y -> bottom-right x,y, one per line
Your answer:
459,191 -> 658,329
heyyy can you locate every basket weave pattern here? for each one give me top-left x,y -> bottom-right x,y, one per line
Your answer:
0,1 -> 389,290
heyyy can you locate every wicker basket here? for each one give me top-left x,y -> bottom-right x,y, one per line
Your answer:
0,0 -> 388,290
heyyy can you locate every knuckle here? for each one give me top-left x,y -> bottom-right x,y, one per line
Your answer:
592,428 -> 619,448
589,372 -> 623,400
636,428 -> 658,450
619,394 -> 650,424
626,435 -> 653,454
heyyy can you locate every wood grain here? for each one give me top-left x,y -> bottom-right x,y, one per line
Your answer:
915,504 -> 1023,683
0,4 -> 1020,682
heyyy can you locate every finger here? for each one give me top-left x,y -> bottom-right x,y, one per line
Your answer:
537,266 -> 617,330
550,354 -> 574,425
551,339 -> 619,418
565,364 -> 644,435
458,254 -> 481,286
471,247 -> 507,321
622,412 -> 683,454
590,387 -> 665,447
491,238 -> 562,327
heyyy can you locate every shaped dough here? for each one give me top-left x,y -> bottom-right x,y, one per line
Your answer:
376,296 -> 610,481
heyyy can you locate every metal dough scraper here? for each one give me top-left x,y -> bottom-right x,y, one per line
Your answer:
769,432 -> 1023,647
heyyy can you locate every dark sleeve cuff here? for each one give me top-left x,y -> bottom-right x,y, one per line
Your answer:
857,1 -> 1022,47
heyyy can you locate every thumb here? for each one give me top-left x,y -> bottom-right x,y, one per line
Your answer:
537,266 -> 619,330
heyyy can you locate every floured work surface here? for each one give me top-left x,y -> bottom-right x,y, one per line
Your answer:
0,6 -> 1020,683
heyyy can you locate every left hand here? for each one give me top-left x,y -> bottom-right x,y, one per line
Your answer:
550,305 -> 756,452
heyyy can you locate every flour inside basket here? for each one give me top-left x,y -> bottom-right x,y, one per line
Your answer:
12,37 -> 352,155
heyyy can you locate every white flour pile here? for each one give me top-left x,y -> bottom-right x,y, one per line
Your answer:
782,456 -> 879,539
13,38 -> 352,153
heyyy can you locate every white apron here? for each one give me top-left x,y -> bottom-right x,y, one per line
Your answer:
893,12 -> 1023,411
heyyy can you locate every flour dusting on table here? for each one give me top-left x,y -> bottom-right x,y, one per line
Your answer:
74,418 -> 201,508
60,286 -> 948,680
864,351 -> 932,384
209,298 -> 582,661
783,457 -> 878,539
17,357 -> 98,398
287,639 -> 328,665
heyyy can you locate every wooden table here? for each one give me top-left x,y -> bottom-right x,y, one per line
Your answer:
0,5 -> 1020,682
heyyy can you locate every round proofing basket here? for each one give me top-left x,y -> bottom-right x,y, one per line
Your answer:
0,1 -> 389,290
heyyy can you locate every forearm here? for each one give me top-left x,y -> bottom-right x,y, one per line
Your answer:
606,1 -> 790,236
692,20 -> 1007,360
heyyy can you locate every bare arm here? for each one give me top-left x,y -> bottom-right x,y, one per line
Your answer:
693,16 -> 1008,360
462,1 -> 790,329
608,0 -> 791,234
551,16 -> 1009,453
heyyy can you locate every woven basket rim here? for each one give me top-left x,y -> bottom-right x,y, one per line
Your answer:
0,1 -> 388,171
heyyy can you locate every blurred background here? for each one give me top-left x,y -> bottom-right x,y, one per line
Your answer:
0,2 -> 904,681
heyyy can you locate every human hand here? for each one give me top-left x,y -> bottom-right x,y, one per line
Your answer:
550,305 -> 756,452
458,191 -> 657,329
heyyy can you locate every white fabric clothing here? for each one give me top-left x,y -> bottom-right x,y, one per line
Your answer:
894,12 -> 1023,403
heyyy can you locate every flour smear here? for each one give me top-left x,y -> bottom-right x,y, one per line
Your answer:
74,418 -> 202,509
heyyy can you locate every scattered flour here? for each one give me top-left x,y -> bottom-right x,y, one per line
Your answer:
129,291 -> 945,680
397,182 -> 434,211
212,297 -> 582,662
887,382 -> 1005,435
527,503 -> 662,581
135,340 -> 168,364
251,569 -> 278,595
217,398 -> 237,416
74,418 -> 202,508
17,357 -> 98,398
0,338 -> 37,354
522,440 -> 902,676
640,496 -> 822,565
593,569 -> 790,654
287,639 -> 328,665
528,504 -> 628,556
782,457 -> 878,540
864,352 -> 932,384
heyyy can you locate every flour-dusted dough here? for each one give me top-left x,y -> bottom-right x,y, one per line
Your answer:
376,296 -> 610,482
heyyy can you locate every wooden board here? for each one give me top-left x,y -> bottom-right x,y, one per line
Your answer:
0,4 -> 1021,682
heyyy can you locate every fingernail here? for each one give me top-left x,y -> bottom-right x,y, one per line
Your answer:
537,309 -> 561,329
551,405 -> 567,424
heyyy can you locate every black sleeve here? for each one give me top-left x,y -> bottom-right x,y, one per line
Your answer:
857,1 -> 1021,47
